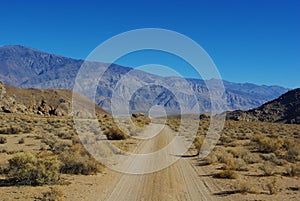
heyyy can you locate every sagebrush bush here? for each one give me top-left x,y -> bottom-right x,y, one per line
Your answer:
241,151 -> 261,164
0,125 -> 22,134
260,153 -> 286,166
18,138 -> 25,144
6,152 -> 60,185
41,187 -> 64,201
57,132 -> 73,140
260,161 -> 275,176
0,136 -> 7,144
252,134 -> 283,154
235,180 -> 259,194
223,157 -> 248,171
205,153 -> 218,164
104,126 -> 127,140
218,134 -> 234,145
285,164 -> 300,177
59,150 -> 101,175
193,136 -> 204,153
214,170 -> 238,179
266,178 -> 278,195
284,138 -> 300,162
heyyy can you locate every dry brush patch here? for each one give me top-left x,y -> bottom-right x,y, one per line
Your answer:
189,118 -> 300,200
5,152 -> 60,186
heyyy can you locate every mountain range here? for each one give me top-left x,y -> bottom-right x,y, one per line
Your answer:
0,45 -> 288,114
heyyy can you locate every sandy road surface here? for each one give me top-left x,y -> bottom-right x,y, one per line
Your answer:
101,124 -> 222,201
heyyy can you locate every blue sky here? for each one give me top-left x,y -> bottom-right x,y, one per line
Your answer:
0,0 -> 299,88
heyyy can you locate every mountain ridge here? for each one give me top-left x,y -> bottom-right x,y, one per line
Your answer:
0,45 -> 289,114
0,80 -> 107,116
227,88 -> 300,124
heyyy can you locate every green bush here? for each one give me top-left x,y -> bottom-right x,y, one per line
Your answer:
6,152 -> 60,185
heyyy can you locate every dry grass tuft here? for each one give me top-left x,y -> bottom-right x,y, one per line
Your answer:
214,170 -> 238,179
235,180 -> 259,194
40,187 -> 64,201
266,177 -> 278,195
260,161 -> 276,176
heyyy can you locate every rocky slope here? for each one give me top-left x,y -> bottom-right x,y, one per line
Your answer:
227,88 -> 300,124
0,45 -> 288,114
0,81 -> 107,116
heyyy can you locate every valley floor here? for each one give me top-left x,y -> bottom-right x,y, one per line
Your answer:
0,115 -> 300,201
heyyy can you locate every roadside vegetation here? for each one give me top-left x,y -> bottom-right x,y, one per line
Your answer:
167,114 -> 300,198
0,110 -> 299,200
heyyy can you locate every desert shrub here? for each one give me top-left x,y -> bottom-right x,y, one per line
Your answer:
0,164 -> 7,174
193,136 -> 204,153
41,187 -> 64,201
6,152 -> 60,185
252,135 -> 283,154
214,170 -> 238,179
235,180 -> 259,194
260,153 -> 286,166
166,119 -> 180,132
218,152 -> 234,164
104,126 -> 127,140
59,150 -> 101,175
0,125 -> 22,134
44,137 -> 71,154
217,151 -> 247,171
71,136 -> 81,145
18,138 -> 25,144
23,125 -> 34,133
285,164 -> 300,177
260,161 -> 275,176
241,151 -> 261,164
224,157 -> 248,171
56,132 -> 72,140
284,139 -> 300,162
0,136 -> 7,144
234,158 -> 248,171
227,148 -> 244,158
266,178 -> 278,195
218,134 -> 234,145
205,153 -> 218,164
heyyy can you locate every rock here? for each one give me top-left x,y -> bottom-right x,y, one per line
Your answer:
1,106 -> 12,113
132,113 -> 145,118
199,114 -> 209,120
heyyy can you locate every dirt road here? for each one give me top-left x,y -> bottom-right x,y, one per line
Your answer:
102,124 -> 222,201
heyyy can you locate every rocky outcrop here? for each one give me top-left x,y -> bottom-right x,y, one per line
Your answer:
0,82 -> 107,116
227,88 -> 300,124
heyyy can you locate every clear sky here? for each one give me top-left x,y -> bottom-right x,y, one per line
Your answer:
0,0 -> 299,88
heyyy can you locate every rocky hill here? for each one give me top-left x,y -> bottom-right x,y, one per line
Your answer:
0,45 -> 288,114
0,81 -> 107,116
227,88 -> 300,124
